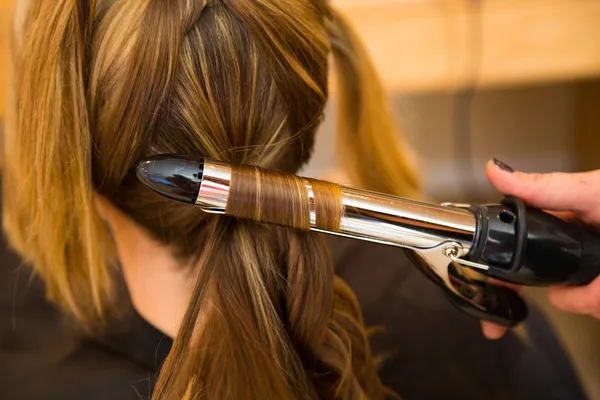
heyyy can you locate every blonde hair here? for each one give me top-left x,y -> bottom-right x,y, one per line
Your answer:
3,0 -> 419,398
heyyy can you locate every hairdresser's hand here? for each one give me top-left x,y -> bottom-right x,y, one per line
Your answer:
481,159 -> 600,339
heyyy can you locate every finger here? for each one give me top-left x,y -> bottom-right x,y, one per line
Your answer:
478,279 -> 520,339
485,160 -> 600,213
481,321 -> 508,340
480,280 -> 516,339
547,276 -> 600,315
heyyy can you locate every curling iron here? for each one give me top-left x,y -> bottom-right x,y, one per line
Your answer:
135,155 -> 600,327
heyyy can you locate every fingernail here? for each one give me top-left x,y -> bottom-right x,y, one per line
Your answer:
481,323 -> 506,340
493,158 -> 514,173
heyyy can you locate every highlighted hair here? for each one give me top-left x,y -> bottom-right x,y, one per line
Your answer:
4,0 -> 417,398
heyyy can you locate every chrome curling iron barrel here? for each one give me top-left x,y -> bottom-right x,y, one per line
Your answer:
136,155 -> 600,327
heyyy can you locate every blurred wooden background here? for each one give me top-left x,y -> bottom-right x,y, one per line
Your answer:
335,0 -> 600,93
2,0 -> 600,117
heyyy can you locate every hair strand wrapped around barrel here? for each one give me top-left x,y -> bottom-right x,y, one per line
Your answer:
227,164 -> 345,233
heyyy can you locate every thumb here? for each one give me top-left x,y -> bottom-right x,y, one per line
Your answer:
486,159 -> 600,212
547,276 -> 600,315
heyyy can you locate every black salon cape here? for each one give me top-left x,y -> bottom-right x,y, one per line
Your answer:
0,198 -> 587,399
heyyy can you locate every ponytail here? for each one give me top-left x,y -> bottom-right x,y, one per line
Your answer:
327,8 -> 421,198
152,2 -> 388,398
3,1 -> 112,324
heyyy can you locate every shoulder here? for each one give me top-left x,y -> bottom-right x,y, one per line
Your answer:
0,343 -> 154,399
0,295 -> 155,400
0,219 -> 157,400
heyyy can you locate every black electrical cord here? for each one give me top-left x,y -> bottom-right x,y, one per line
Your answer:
453,0 -> 483,200
452,0 -> 491,285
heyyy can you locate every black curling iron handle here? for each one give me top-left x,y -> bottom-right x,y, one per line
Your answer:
473,196 -> 600,287
573,226 -> 600,285
447,196 -> 600,328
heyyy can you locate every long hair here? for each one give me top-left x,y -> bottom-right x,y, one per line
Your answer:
3,0 -> 420,398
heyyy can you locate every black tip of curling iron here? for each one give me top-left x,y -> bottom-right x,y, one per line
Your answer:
135,154 -> 204,204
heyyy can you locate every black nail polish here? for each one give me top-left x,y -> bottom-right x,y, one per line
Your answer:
493,158 -> 514,173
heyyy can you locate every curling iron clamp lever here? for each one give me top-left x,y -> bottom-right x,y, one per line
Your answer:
415,202 -> 528,327
409,239 -> 528,328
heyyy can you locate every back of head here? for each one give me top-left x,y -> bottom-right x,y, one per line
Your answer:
4,0 -> 419,398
